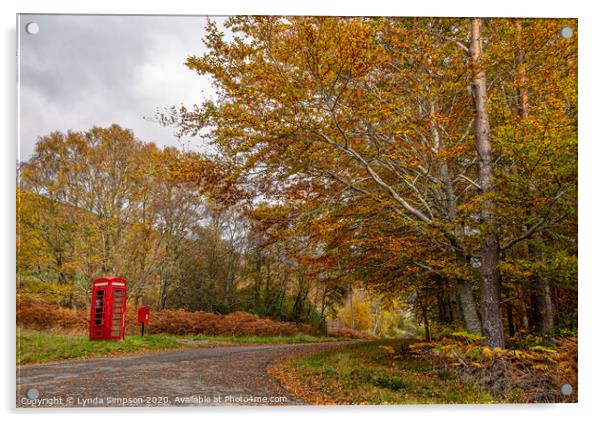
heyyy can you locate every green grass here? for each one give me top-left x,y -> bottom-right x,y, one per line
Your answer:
16,329 -> 341,366
285,339 -> 502,404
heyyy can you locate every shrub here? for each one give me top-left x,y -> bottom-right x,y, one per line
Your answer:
17,299 -> 318,337
17,298 -> 88,334
146,309 -> 316,336
328,327 -> 376,340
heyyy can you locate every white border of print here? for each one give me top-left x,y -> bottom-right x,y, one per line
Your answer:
1,1 -> 597,422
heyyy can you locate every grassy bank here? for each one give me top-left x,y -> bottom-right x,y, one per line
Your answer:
17,329 -> 341,365
278,339 -> 511,404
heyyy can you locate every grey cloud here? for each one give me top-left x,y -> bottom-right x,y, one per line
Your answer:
18,14 -> 221,160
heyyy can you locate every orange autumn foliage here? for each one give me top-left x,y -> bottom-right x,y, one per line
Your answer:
17,299 -> 317,337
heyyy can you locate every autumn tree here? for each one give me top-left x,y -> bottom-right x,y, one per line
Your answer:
163,16 -> 577,346
18,126 -> 204,309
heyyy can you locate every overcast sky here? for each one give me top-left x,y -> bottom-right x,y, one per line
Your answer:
18,14 -> 221,161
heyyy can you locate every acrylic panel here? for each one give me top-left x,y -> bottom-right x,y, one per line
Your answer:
16,14 -> 578,408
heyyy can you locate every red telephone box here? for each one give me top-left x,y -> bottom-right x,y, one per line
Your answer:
89,277 -> 127,341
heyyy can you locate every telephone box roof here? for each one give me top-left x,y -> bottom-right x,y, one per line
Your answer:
93,277 -> 127,285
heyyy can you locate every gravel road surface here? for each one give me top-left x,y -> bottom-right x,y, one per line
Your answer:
17,342 -> 345,408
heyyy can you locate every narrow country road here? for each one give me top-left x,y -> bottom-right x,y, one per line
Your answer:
17,342 -> 346,408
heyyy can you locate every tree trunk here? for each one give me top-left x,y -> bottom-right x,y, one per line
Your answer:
518,292 -> 530,330
430,99 -> 482,335
448,280 -> 463,323
479,236 -> 505,348
513,19 -> 554,337
437,289 -> 450,323
158,277 -> 168,310
319,285 -> 328,333
253,251 -> 262,313
348,282 -> 355,330
455,253 -> 483,334
457,278 -> 483,334
422,287 -> 431,342
292,273 -> 309,322
514,19 -> 529,122
470,17 -> 505,348
264,258 -> 272,310
528,235 -> 554,337
372,301 -> 382,335
530,253 -> 555,335
553,286 -> 561,328
506,302 -> 515,338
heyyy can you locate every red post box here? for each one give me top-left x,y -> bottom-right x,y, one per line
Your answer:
137,306 -> 150,323
89,277 -> 127,341
137,305 -> 150,336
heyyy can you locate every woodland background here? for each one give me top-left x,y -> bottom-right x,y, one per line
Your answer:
17,17 -> 577,348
